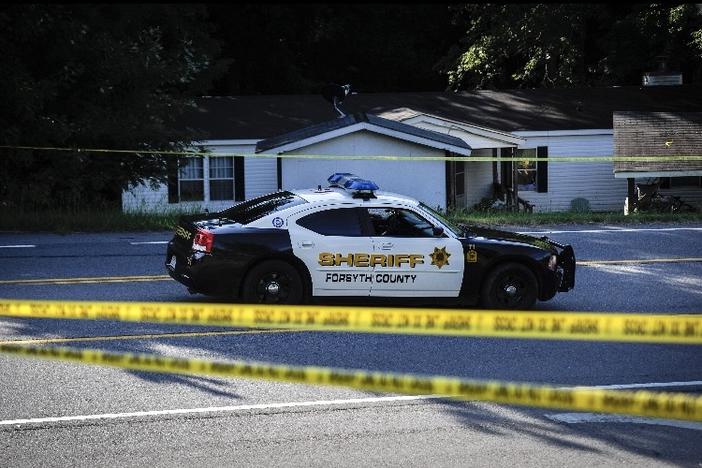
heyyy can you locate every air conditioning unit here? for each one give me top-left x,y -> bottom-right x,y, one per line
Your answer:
642,72 -> 683,86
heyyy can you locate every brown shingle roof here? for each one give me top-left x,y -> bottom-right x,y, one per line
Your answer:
184,85 -> 702,140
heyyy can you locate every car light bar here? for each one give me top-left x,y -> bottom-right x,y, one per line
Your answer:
327,173 -> 380,192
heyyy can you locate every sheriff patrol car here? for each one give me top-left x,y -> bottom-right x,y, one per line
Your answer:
166,173 -> 575,309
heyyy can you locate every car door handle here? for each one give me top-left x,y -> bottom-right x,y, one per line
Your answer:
380,242 -> 393,250
300,240 -> 314,248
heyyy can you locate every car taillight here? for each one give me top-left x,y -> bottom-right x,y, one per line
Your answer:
192,229 -> 214,253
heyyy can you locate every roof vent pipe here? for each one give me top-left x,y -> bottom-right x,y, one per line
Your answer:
322,84 -> 354,118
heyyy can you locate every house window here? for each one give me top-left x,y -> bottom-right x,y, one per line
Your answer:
168,155 -> 245,204
516,149 -> 537,191
178,157 -> 204,201
209,157 -> 234,201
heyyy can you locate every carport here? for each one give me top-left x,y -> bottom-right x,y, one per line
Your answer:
613,111 -> 702,213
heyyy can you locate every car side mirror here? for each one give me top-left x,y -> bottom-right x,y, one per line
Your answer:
432,226 -> 444,237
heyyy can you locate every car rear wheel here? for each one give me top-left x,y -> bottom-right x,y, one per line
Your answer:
480,262 -> 538,310
242,260 -> 304,304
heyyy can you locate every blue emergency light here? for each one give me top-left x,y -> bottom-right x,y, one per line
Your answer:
327,173 -> 379,198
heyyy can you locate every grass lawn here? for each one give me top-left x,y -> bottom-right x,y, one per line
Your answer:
1,208 -> 701,233
450,210 -> 702,227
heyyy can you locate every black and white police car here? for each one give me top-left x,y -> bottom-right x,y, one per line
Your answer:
166,173 -> 575,309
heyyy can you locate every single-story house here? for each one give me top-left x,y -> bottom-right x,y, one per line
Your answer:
122,83 -> 702,213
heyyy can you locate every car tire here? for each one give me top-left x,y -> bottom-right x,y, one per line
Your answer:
480,262 -> 538,310
242,260 -> 304,304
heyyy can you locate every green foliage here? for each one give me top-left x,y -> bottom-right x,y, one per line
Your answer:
0,207 -> 182,232
0,5 -> 227,210
449,209 -> 702,227
472,196 -> 508,213
207,4 -> 461,94
440,3 -> 702,90
3,207 -> 700,233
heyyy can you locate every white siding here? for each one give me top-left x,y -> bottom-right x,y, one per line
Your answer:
122,180 -> 173,213
462,149 -> 495,209
510,132 -> 625,212
282,130 -> 448,210
121,142 -> 277,213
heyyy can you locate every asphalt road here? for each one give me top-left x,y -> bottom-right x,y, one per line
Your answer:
1,224 -> 701,467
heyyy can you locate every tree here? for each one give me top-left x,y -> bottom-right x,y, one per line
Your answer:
604,3 -> 702,85
206,4 -> 461,94
0,4 -> 226,210
439,3 -> 702,91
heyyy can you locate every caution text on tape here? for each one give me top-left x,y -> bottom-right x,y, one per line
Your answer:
1,343 -> 700,422
1,299 -> 700,344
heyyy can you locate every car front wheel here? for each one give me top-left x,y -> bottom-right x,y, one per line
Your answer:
242,260 -> 304,304
480,262 -> 538,310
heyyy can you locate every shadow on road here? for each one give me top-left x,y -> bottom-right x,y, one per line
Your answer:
435,399 -> 701,464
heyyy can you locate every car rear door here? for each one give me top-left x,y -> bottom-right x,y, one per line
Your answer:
288,206 -> 374,296
362,206 -> 464,297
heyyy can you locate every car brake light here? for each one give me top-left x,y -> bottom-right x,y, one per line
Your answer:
192,229 -> 214,253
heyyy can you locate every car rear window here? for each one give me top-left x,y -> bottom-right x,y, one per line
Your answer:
220,191 -> 307,225
297,208 -> 364,236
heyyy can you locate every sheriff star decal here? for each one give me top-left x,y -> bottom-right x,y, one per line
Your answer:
429,246 -> 451,269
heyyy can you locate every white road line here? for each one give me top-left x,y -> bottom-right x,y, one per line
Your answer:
560,380 -> 702,390
0,395 -> 444,427
0,245 -> 36,249
545,413 -> 702,431
518,227 -> 702,235
129,241 -> 169,245
548,380 -> 702,430
4,380 -> 701,427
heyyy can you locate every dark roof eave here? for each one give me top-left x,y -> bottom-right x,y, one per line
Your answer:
255,112 -> 470,154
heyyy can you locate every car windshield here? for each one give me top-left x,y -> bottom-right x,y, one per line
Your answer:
220,191 -> 307,225
418,202 -> 463,237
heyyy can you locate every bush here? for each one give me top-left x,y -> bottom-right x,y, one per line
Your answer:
473,196 -> 508,212
569,198 -> 591,213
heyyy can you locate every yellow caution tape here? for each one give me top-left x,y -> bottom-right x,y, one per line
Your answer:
1,299 -> 700,344
1,145 -> 702,163
1,343 -> 700,421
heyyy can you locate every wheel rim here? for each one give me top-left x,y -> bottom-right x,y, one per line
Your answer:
493,273 -> 527,308
255,272 -> 291,303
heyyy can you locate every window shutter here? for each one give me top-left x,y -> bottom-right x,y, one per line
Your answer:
536,146 -> 548,193
167,158 -> 179,203
234,156 -> 245,201
276,157 -> 282,190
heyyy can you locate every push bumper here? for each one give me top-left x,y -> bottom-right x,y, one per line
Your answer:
546,239 -> 576,292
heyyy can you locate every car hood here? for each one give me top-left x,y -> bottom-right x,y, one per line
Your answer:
462,224 -> 554,250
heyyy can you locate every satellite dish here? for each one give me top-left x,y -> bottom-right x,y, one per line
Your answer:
321,84 -> 352,117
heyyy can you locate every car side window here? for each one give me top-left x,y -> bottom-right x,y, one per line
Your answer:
366,208 -> 436,238
296,208 -> 363,236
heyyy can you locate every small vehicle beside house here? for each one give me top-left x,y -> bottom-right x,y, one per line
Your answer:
166,173 -> 575,309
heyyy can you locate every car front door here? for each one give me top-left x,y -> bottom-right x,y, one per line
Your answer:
363,206 -> 464,297
289,206 -> 374,296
